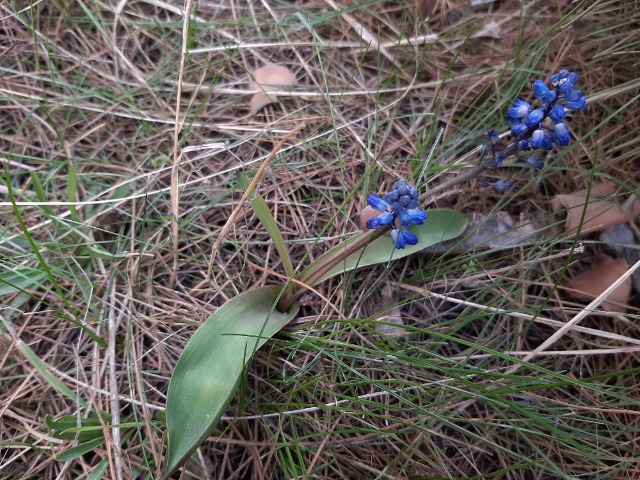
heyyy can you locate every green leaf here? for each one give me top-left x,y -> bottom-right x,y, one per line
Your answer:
237,173 -> 294,278
16,341 -> 87,408
46,414 -> 110,441
164,286 -> 299,478
55,437 -> 105,462
67,157 -> 79,223
79,243 -> 115,260
0,268 -> 47,296
86,459 -> 109,480
30,171 -> 54,216
315,209 -> 467,283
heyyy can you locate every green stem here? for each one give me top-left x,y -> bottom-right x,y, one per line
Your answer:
417,132 -> 521,200
418,164 -> 489,201
277,226 -> 390,311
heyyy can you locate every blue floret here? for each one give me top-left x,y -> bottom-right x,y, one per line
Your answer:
365,181 -> 427,249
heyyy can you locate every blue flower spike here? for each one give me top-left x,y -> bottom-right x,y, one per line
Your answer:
532,80 -> 557,105
398,209 -> 427,227
502,69 -> 587,160
480,70 -> 586,188
549,104 -> 567,123
365,180 -> 427,249
518,140 -> 531,151
367,194 -> 389,212
553,123 -> 571,146
530,129 -> 545,149
524,108 -> 545,128
526,155 -> 545,169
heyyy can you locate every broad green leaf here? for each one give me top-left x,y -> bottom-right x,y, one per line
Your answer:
164,286 -> 299,478
55,437 -> 105,462
315,209 -> 467,283
0,268 -> 47,296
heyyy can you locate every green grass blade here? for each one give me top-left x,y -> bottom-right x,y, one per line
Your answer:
164,286 -> 299,478
0,268 -> 47,296
16,340 -> 86,408
29,170 -> 54,216
237,173 -> 295,278
3,165 -> 106,348
312,209 -> 467,284
67,157 -> 79,223
46,414 -> 109,441
55,438 -> 105,462
86,459 -> 109,480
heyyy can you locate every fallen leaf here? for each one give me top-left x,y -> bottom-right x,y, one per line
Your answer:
372,285 -> 406,338
360,205 -> 381,231
551,180 -> 640,235
471,20 -> 502,39
600,223 -> 640,292
567,254 -> 631,312
416,0 -> 436,18
359,205 -> 400,232
249,63 -> 296,115
249,94 -> 274,115
459,212 -> 543,249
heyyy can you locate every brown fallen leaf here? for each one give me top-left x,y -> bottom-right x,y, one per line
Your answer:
360,204 -> 410,233
249,63 -> 296,115
551,179 -> 640,235
600,223 -> 640,292
471,20 -> 502,39
416,0 -> 436,18
567,254 -> 631,312
372,285 -> 406,338
359,205 -> 380,231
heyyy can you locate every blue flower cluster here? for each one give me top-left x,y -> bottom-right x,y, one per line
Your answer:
505,70 -> 587,152
366,180 -> 427,249
479,70 -> 587,181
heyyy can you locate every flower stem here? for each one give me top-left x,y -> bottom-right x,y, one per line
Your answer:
276,226 -> 390,312
418,139 -> 521,200
418,164 -> 489,201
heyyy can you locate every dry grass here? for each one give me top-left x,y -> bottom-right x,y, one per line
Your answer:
1,0 -> 640,479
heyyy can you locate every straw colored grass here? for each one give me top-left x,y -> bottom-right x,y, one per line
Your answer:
1,0 -> 639,479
